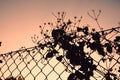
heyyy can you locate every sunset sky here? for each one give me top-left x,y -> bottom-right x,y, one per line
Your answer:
0,0 -> 120,54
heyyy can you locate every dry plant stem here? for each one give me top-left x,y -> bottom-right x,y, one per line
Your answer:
88,10 -> 103,31
95,19 -> 103,31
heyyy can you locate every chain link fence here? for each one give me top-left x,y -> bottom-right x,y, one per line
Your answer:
0,31 -> 120,80
0,46 -> 70,80
0,12 -> 120,80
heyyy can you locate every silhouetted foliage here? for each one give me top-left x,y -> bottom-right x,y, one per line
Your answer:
56,55 -> 63,61
0,76 -> 25,80
0,60 -> 3,63
0,42 -> 1,46
17,75 -> 25,80
5,76 -> 16,80
0,11 -> 120,80
34,11 -> 120,80
114,36 -> 120,42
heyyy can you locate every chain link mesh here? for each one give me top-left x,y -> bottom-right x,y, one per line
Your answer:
0,39 -> 120,80
0,15 -> 120,80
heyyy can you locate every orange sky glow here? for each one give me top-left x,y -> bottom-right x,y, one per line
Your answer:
0,0 -> 120,54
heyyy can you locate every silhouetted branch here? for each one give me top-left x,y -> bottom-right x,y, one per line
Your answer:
0,11 -> 120,80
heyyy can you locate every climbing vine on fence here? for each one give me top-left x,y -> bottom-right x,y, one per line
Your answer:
32,11 -> 120,80
0,10 -> 120,80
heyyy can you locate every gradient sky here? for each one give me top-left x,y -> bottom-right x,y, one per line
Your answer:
0,0 -> 120,54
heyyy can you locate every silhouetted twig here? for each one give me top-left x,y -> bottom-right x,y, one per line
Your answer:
0,11 -> 120,80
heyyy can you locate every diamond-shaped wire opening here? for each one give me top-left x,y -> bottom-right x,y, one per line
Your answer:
37,60 -> 45,68
25,74 -> 34,80
31,66 -> 41,76
9,63 -> 17,72
27,59 -> 36,70
0,65 -> 8,73
33,51 -> 42,61
6,58 -> 14,66
3,70 -> 11,78
12,53 -> 19,59
47,71 -> 59,80
18,62 -> 26,71
12,69 -> 20,77
36,72 -> 46,80
58,70 -> 70,80
54,62 -> 65,74
42,64 -> 53,76
21,68 -> 30,77
15,57 -> 23,65
89,71 -> 103,80
49,57 -> 59,67
90,51 -> 103,62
